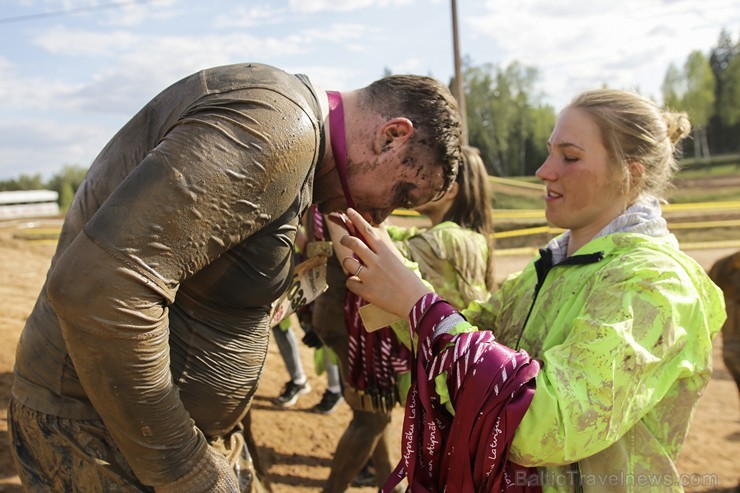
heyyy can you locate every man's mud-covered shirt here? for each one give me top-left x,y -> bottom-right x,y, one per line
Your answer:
12,63 -> 324,485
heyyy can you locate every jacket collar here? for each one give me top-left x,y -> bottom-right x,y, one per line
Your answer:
546,195 -> 670,264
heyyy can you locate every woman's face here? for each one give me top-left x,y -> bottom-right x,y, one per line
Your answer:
535,107 -> 629,243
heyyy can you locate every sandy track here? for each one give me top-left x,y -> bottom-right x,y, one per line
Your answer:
0,226 -> 737,492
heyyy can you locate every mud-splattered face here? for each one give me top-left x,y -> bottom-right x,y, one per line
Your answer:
322,145 -> 446,225
536,107 -> 628,241
355,154 -> 445,224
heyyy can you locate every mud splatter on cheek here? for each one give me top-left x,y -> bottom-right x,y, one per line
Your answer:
390,182 -> 416,208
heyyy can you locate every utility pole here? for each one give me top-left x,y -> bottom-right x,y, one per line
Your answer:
451,0 -> 468,145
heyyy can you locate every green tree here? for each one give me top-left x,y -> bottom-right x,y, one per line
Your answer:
462,58 -> 552,177
46,164 -> 88,209
706,29 -> 740,154
709,29 -> 736,98
58,181 -> 75,212
713,32 -> 740,153
661,63 -> 684,110
0,174 -> 44,191
662,51 -> 717,160
463,61 -> 501,175
718,55 -> 740,127
683,50 -> 716,159
527,105 -> 557,172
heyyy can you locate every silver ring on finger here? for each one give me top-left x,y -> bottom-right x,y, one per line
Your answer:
354,264 -> 364,277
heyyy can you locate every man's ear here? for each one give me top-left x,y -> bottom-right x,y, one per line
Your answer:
376,117 -> 414,153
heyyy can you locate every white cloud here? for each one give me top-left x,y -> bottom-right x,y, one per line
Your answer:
32,25 -> 139,55
0,57 -> 17,101
15,28 -> 338,116
389,57 -> 432,75
465,0 -> 740,109
298,23 -> 372,42
284,65 -> 360,91
101,0 -> 179,27
288,0 -> 414,14
0,56 -> 87,112
7,0 -> 180,28
0,118 -> 110,178
212,5 -> 288,28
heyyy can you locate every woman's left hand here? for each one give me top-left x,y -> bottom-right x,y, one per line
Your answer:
339,208 -> 432,319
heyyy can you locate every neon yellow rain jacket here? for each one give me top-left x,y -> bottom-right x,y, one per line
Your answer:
463,230 -> 725,492
389,221 -> 490,311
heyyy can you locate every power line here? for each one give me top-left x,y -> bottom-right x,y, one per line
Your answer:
0,0 -> 166,25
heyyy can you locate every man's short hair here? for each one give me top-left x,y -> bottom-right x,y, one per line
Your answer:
364,75 -> 462,195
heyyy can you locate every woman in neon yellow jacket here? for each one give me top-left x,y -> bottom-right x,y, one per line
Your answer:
336,88 -> 726,492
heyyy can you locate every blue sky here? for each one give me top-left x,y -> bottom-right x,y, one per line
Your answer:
1,0 -> 737,180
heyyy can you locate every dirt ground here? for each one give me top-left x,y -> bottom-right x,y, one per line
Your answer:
0,222 -> 738,492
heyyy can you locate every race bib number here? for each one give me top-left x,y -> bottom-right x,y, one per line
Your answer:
269,256 -> 328,327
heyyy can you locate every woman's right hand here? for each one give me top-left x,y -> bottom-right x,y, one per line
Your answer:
339,208 -> 432,319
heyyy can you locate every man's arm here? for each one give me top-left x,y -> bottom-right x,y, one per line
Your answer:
47,99 -> 316,488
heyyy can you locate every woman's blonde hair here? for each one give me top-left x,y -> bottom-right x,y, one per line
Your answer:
568,89 -> 691,200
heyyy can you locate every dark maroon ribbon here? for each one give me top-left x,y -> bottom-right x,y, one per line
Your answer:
328,91 -> 400,410
326,90 -> 356,210
344,289 -> 401,411
383,294 -> 542,493
384,294 -> 453,491
310,204 -> 324,241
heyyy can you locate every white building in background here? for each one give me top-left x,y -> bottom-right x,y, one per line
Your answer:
0,190 -> 60,219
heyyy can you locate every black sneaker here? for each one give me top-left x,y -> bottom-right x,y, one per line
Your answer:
311,390 -> 344,415
276,380 -> 311,407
